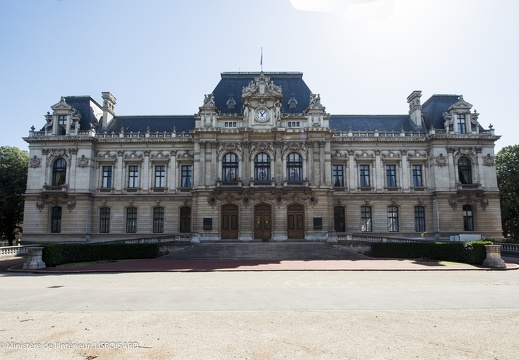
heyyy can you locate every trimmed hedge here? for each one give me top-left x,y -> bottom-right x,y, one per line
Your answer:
42,242 -> 159,267
369,240 -> 493,265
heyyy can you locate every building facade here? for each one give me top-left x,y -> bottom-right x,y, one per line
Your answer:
22,72 -> 502,243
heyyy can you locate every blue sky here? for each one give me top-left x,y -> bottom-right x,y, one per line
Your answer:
1,0 -> 518,152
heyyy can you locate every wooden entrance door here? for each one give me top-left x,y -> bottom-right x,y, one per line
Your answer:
221,205 -> 238,239
287,204 -> 305,239
254,204 -> 272,240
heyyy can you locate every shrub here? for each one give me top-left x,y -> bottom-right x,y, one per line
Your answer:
42,242 -> 159,267
369,240 -> 492,265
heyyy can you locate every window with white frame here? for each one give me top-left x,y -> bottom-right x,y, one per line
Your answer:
127,165 -> 139,188
386,164 -> 397,187
359,164 -> 370,187
154,165 -> 166,188
387,206 -> 399,232
101,165 -> 112,188
181,165 -> 192,188
457,114 -> 467,134
412,164 -> 423,187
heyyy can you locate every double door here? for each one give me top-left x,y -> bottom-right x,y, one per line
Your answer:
254,205 -> 271,240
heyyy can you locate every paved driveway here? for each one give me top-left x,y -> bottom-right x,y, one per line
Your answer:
1,269 -> 518,359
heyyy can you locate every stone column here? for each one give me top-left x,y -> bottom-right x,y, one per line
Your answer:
169,151 -> 177,191
401,151 -> 409,191
200,142 -> 206,187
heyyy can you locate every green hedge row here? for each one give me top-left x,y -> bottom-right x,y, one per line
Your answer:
42,242 -> 159,267
369,240 -> 493,265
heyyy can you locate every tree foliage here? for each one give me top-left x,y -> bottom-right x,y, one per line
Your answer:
0,146 -> 29,245
496,145 -> 519,241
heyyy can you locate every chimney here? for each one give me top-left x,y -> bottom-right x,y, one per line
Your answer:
101,92 -> 117,128
407,90 -> 422,127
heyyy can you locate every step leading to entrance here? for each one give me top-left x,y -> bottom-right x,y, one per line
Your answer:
160,242 -> 367,261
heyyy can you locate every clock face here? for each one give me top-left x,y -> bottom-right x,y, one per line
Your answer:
255,108 -> 270,122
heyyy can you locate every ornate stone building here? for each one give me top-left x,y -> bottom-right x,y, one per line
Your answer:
22,71 -> 502,243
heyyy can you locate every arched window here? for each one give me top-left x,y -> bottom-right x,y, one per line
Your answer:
458,157 -> 473,184
254,153 -> 271,182
222,153 -> 238,182
287,152 -> 302,181
52,158 -> 67,186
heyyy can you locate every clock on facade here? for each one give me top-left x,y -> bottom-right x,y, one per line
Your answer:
255,108 -> 270,122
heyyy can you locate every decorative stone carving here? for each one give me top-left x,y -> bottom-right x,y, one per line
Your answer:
407,151 -> 427,160
47,149 -> 71,163
435,154 -> 447,167
77,155 -> 89,168
35,195 -> 76,211
309,93 -> 322,107
355,151 -> 375,160
123,151 -> 144,161
218,143 -> 242,157
30,156 -> 41,168
226,93 -> 236,109
382,151 -> 401,160
288,93 -> 298,110
251,142 -> 273,154
151,151 -> 170,160
282,142 -> 307,157
483,154 -> 494,166
387,198 -> 399,206
479,195 -> 489,209
202,93 -> 215,107
448,195 -> 458,209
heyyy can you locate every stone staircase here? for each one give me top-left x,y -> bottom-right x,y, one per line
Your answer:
160,241 -> 367,261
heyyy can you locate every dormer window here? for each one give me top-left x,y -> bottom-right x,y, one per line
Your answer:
457,114 -> 467,134
58,115 -> 67,135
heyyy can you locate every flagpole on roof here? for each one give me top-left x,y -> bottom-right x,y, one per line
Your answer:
260,47 -> 263,72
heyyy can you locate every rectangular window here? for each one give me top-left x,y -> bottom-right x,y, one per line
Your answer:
359,164 -> 370,187
126,207 -> 137,233
224,121 -> 237,128
463,205 -> 474,231
128,165 -> 139,188
386,164 -> 397,187
51,206 -> 62,233
457,114 -> 467,134
412,164 -> 423,187
153,207 -> 164,233
181,165 -> 192,188
99,207 -> 110,233
387,206 -> 399,232
332,165 -> 344,187
360,206 -> 372,232
287,121 -> 300,128
154,165 -> 166,188
102,166 -> 112,188
414,206 -> 426,232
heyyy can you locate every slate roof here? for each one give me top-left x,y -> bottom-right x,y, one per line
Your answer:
60,74 -> 466,135
100,115 -> 195,134
421,94 -> 460,130
212,72 -> 312,114
64,96 -> 102,131
330,115 -> 424,132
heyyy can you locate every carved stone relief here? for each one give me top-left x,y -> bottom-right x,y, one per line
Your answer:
435,154 -> 447,167
77,155 -> 89,168
483,154 -> 494,166
30,156 -> 41,168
